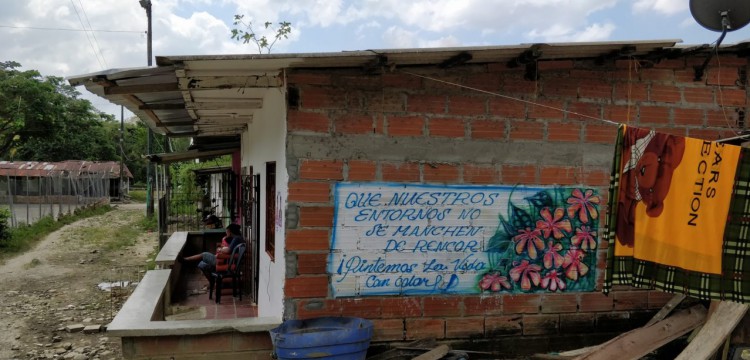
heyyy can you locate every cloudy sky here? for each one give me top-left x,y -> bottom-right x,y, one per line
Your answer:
3,0 -> 750,117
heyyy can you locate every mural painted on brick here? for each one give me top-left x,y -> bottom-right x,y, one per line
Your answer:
328,182 -> 600,297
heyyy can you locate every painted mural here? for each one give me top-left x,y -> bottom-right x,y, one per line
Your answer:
328,182 -> 601,297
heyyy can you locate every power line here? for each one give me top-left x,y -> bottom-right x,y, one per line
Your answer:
70,0 -> 106,68
0,25 -> 143,33
76,0 -> 107,68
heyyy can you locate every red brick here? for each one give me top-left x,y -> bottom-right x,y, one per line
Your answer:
387,115 -> 425,136
341,298 -> 382,318
463,164 -> 500,184
578,79 -> 612,100
302,87 -> 346,109
299,160 -> 344,180
296,253 -> 327,275
489,98 -> 526,118
688,128 -> 736,141
130,336 -> 180,356
583,169 -> 609,187
488,62 -> 513,72
654,58 -> 686,69
298,206 -> 334,227
371,319 -> 404,341
579,292 -> 613,312
485,315 -> 522,336
470,119 -> 505,140
423,163 -> 459,183
584,123 -> 618,144
288,111 -> 330,133
547,121 -> 581,142
528,100 -> 566,120
543,78 -> 579,97
285,276 -> 328,298
408,94 -> 446,114
502,164 -> 536,184
683,87 -> 714,104
560,313 -> 596,333
338,75 -> 381,90
382,162 -> 420,182
347,160 -> 377,181
509,120 -> 544,140
405,318 -> 445,339
706,67 -> 743,86
381,297 -> 422,318
673,108 -> 704,126
288,182 -> 330,203
465,72 -> 502,92
571,70 -> 608,79
538,60 -> 574,71
640,68 -> 675,82
183,333 -> 233,353
706,108 -> 740,128
287,72 -> 331,85
448,96 -> 486,116
539,166 -> 581,185
383,73 -> 422,88
639,106 -> 670,125
614,290 -> 649,310
334,114 -> 377,135
674,69 -> 697,83
567,102 -> 602,122
446,317 -> 484,338
286,229 -> 329,251
504,294 -> 540,314
429,118 -> 465,138
541,293 -> 578,313
364,92 -> 405,112
717,88 -> 747,106
603,104 -> 635,123
463,295 -> 503,316
423,296 -> 462,317
614,82 -> 648,102
650,84 -> 681,103
522,314 -> 559,335
296,299 -> 342,318
648,291 -> 678,310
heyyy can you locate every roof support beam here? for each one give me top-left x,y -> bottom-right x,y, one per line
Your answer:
103,82 -> 179,95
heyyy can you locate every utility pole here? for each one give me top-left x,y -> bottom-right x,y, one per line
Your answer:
139,0 -> 155,217
119,105 -> 124,202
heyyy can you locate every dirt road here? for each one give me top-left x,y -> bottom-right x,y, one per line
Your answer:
0,204 -> 156,360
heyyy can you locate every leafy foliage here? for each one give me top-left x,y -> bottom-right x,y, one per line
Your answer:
230,15 -> 291,54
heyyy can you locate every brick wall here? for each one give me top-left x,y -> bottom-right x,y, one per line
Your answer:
283,55 -> 748,352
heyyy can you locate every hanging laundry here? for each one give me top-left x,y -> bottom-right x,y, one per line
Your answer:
604,125 -> 750,302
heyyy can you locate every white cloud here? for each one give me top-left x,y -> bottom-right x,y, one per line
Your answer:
529,22 -> 616,42
382,26 -> 418,48
632,0 -> 686,15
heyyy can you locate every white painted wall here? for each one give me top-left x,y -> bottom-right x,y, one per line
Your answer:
241,86 -> 287,318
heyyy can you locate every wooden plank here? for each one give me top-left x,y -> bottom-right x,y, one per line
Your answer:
412,344 -> 450,360
574,304 -> 707,360
644,294 -> 686,327
675,301 -> 749,360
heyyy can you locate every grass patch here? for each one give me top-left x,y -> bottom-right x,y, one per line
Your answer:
0,205 -> 113,256
137,215 -> 158,232
128,190 -> 147,203
23,258 -> 41,269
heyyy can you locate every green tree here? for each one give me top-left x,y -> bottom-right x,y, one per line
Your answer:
230,16 -> 291,54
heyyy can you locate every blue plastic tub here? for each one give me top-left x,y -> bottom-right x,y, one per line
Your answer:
269,317 -> 374,359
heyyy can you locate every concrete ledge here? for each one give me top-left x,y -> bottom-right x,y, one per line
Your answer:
108,269 -> 281,338
155,231 -> 188,268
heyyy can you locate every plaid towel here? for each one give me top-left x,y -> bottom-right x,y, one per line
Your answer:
604,125 -> 750,302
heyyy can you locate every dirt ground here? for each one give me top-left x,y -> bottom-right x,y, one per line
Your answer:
0,203 -> 156,360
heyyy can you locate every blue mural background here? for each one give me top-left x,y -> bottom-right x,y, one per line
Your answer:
328,182 -> 600,297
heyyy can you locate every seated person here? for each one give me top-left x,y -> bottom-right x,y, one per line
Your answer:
182,223 -> 245,279
202,214 -> 222,229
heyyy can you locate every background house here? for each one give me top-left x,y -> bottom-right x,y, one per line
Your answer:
70,39 -> 748,358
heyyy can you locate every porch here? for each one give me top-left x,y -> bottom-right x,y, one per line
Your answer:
109,231 -> 280,360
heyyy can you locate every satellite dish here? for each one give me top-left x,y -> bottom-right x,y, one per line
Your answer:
690,0 -> 750,32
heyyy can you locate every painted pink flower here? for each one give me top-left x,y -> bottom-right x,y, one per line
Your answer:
536,207 -> 572,239
479,273 -> 511,292
566,189 -> 600,223
513,227 -> 545,259
562,249 -> 589,281
509,260 -> 542,291
541,270 -> 566,292
571,226 -> 597,251
543,241 -> 564,269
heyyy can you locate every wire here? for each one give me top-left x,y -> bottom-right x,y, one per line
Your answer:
77,0 -> 107,68
713,46 -> 740,136
399,69 -> 620,126
69,0 -> 106,69
0,25 -> 142,33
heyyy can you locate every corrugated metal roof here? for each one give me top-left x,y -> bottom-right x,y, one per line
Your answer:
0,161 -> 133,178
67,39 -> 750,141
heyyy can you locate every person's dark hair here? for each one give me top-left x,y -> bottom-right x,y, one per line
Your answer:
226,223 -> 241,235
